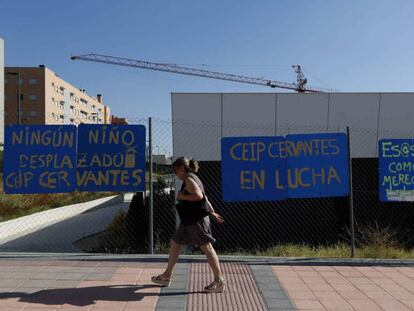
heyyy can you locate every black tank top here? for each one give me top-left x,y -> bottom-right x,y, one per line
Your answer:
176,173 -> 209,225
180,172 -> 205,195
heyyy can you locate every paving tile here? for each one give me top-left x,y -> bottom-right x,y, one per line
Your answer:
84,274 -> 113,281
47,280 -> 80,289
59,306 -> 92,310
0,279 -> 25,288
339,290 -> 368,299
311,290 -> 342,299
19,280 -> 50,288
330,284 -> 358,291
346,299 -> 382,311
293,299 -> 325,309
387,290 -> 414,300
401,300 -> 414,309
276,276 -> 304,284
302,277 -> 326,284
287,290 -> 317,300
58,273 -> 86,281
318,297 -> 353,309
374,298 -> 411,310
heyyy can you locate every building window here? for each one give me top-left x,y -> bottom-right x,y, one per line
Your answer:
59,87 -> 65,95
59,101 -> 65,109
17,78 -> 24,85
5,78 -> 8,84
29,78 -> 38,85
29,94 -> 37,101
17,94 -> 24,101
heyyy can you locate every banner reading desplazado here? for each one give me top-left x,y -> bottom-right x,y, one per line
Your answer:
221,133 -> 349,202
77,124 -> 146,192
379,139 -> 414,202
3,125 -> 77,194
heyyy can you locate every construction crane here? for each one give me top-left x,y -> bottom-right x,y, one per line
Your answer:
70,53 -> 329,93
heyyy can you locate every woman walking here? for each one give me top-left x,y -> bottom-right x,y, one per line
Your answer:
151,157 -> 225,293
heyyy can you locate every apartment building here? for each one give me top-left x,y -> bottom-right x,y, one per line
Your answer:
4,65 -> 111,126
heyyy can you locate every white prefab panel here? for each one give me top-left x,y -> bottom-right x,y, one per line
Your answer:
329,93 -> 380,157
379,93 -> 414,137
172,93 -> 221,161
0,38 -> 3,145
276,93 -> 330,135
222,93 -> 276,137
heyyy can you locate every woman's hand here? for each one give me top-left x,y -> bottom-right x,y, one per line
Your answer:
210,212 -> 224,224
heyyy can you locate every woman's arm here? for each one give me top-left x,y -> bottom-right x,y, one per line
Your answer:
177,177 -> 203,201
205,197 -> 215,213
205,196 -> 224,224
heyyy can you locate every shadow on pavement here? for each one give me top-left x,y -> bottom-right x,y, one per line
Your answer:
0,285 -> 203,307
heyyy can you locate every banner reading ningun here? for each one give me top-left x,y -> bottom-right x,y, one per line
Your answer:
3,125 -> 77,194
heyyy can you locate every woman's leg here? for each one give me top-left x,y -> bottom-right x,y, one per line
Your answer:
200,242 -> 223,280
162,239 -> 182,278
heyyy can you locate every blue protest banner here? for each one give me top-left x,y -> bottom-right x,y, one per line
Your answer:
221,133 -> 349,202
221,136 -> 287,202
3,125 -> 77,194
77,124 -> 146,192
286,133 -> 349,198
379,139 -> 414,202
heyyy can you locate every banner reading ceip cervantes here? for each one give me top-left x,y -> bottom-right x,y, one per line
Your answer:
221,133 -> 349,202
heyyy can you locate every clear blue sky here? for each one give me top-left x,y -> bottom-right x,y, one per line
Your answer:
1,0 -> 413,120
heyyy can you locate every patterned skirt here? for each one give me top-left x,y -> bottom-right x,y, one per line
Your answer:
171,216 -> 216,247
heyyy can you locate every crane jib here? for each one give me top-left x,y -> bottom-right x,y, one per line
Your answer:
71,54 -> 329,93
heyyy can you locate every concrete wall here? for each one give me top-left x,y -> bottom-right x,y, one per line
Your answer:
172,92 -> 414,159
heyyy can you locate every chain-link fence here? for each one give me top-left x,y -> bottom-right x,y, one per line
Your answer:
0,114 -> 413,255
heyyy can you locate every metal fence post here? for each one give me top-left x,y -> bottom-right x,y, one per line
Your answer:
347,126 -> 355,258
149,117 -> 154,254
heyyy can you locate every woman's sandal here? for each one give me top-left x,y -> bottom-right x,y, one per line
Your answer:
204,277 -> 226,293
151,274 -> 171,287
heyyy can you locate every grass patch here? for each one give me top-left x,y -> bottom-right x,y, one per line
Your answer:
216,243 -> 414,259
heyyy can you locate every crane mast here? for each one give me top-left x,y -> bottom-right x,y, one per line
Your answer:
70,53 -> 327,93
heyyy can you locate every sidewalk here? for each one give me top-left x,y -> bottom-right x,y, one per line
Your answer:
0,253 -> 413,310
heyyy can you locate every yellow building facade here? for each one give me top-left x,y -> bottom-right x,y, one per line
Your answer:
4,65 -> 110,125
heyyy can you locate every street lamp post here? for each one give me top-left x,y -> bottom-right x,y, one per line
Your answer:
6,71 -> 21,124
